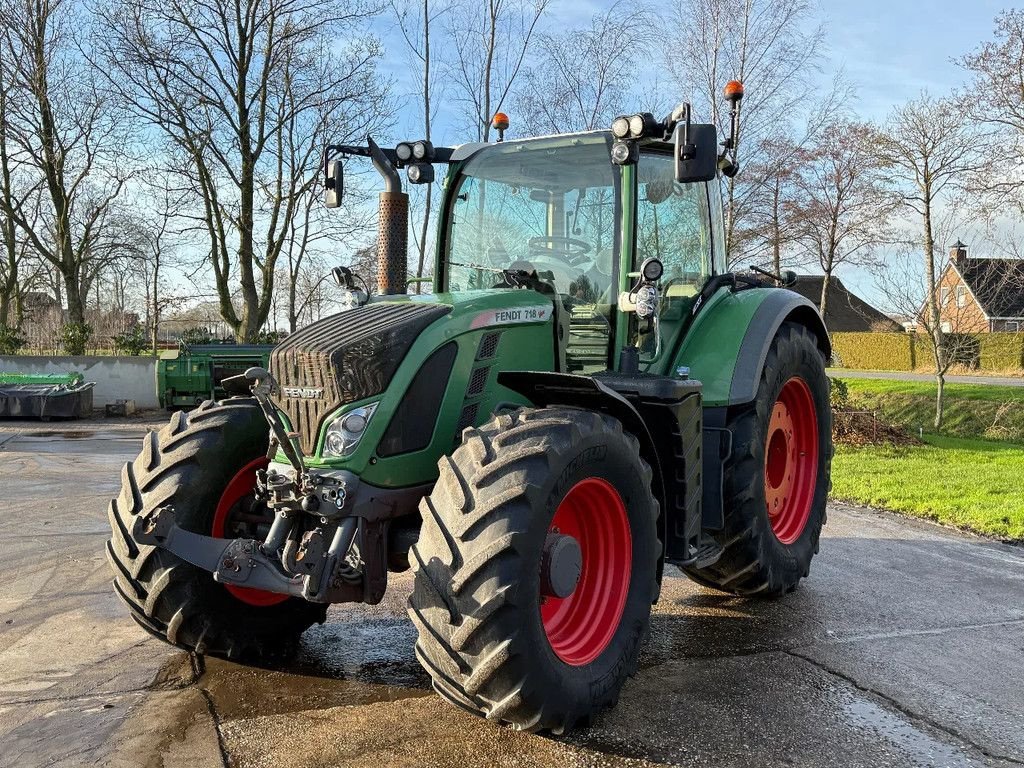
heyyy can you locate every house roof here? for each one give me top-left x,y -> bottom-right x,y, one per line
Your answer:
953,257 -> 1024,318
788,275 -> 902,332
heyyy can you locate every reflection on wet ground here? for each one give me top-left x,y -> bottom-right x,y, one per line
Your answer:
199,618 -> 433,724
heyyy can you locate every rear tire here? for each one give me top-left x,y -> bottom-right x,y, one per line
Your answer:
106,399 -> 325,660
684,322 -> 832,596
408,407 -> 659,733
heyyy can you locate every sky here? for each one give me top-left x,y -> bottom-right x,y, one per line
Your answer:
823,0 -> 1007,121
379,0 -> 1008,133
368,0 -> 1011,313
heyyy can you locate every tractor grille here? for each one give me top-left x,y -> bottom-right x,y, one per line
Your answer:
270,302 -> 450,454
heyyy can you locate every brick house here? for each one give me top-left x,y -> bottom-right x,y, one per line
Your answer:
934,241 -> 1024,333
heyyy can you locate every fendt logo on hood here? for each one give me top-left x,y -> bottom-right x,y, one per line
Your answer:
282,387 -> 323,399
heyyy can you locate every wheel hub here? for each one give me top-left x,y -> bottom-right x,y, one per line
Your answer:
763,376 -> 819,545
540,532 -> 582,599
540,477 -> 632,667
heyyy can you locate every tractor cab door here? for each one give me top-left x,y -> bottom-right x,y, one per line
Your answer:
634,149 -> 725,373
442,135 -> 621,374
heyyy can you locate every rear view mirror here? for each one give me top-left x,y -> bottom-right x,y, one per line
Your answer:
325,159 -> 343,208
332,265 -> 356,289
674,123 -> 718,183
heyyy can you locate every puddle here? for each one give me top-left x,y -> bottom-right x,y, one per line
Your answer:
199,617 -> 430,722
842,693 -> 978,767
288,618 -> 426,687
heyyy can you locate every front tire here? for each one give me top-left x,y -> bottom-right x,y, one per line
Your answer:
106,399 -> 325,660
408,407 -> 659,733
684,322 -> 832,595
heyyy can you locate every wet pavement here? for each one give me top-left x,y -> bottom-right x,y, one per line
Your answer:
0,425 -> 1022,767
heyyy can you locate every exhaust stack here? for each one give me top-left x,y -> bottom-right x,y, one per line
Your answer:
367,137 -> 408,295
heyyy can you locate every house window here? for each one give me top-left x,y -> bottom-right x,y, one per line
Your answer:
956,285 -> 967,308
1007,321 -> 1021,333
940,286 -> 951,306
941,321 -> 952,333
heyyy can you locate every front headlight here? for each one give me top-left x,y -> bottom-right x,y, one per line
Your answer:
323,403 -> 378,457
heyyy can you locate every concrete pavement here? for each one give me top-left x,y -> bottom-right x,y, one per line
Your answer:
0,425 -> 1021,767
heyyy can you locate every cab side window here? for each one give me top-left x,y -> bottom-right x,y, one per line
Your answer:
636,151 -> 712,299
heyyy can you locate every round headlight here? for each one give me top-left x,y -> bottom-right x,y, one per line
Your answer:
324,431 -> 347,455
412,140 -> 430,160
641,257 -> 664,282
610,140 -> 635,165
341,412 -> 368,433
611,116 -> 630,139
628,114 -> 645,138
395,143 -> 413,162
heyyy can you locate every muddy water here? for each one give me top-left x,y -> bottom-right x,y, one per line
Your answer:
195,593 -> 433,724
200,619 -> 432,723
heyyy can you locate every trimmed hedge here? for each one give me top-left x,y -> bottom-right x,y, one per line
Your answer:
831,332 -> 1024,372
832,332 -> 917,371
979,334 -> 1024,370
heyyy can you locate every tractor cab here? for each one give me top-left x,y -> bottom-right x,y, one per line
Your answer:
438,131 -> 724,374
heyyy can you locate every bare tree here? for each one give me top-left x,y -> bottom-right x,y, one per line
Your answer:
663,0 -> 825,260
871,230 -> 1015,423
118,186 -> 189,354
874,95 -> 992,428
789,121 -> 893,319
740,73 -> 854,274
960,10 -> 1024,216
98,0 -> 387,341
515,1 -> 652,134
280,180 -> 374,332
0,55 -> 37,328
0,0 -> 133,326
446,0 -> 549,142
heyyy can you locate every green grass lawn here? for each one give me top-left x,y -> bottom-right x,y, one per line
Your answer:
832,435 -> 1024,541
837,378 -> 1024,442
841,378 -> 1024,403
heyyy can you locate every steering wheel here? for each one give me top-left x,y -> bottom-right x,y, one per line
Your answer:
528,236 -> 592,265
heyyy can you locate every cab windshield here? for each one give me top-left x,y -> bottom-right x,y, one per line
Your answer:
444,135 -> 618,307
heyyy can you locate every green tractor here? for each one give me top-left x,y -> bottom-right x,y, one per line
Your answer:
108,83 -> 832,733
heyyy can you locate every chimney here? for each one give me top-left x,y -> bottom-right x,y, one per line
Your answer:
950,239 -> 967,266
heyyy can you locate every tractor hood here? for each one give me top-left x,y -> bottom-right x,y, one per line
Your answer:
270,291 -> 556,460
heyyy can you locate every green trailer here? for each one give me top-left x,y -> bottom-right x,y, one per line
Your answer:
157,344 -> 275,409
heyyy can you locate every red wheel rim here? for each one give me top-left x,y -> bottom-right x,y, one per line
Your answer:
540,477 -> 631,666
764,377 -> 819,545
211,457 -> 288,607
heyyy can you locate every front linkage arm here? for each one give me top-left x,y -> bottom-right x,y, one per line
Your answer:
131,368 -> 365,603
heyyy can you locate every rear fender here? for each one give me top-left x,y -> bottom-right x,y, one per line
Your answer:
729,291 -> 831,404
675,287 -> 830,407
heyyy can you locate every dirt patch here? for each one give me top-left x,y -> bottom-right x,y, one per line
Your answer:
832,409 -> 921,447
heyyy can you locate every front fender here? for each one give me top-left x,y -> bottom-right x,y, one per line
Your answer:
673,288 -> 829,407
497,370 -> 668,589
